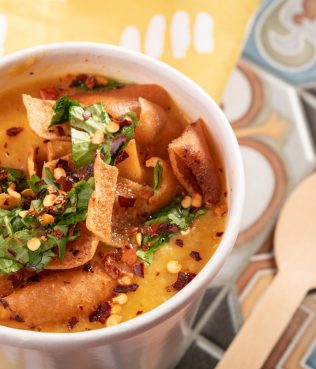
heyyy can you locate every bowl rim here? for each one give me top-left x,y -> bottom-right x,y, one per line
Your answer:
0,42 -> 244,350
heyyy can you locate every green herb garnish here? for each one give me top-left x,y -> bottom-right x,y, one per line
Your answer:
136,197 -> 205,264
0,167 -> 27,192
0,167 -> 94,275
153,160 -> 163,193
50,96 -> 80,126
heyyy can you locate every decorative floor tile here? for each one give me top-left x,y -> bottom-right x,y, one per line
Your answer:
193,287 -> 221,327
174,342 -> 218,369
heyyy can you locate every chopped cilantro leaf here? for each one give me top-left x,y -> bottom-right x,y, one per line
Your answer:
50,96 -> 80,126
153,160 -> 163,193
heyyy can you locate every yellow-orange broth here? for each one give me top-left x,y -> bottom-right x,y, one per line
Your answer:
0,78 -> 227,332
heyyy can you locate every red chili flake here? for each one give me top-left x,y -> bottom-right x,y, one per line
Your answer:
83,263 -> 94,273
133,263 -> 144,278
3,142 -> 7,149
0,169 -> 8,182
67,316 -> 79,331
114,150 -> 129,165
6,127 -> 24,137
63,281 -> 71,285
156,272 -> 160,277
118,196 -> 136,208
136,310 -> 143,316
89,301 -> 111,324
114,284 -> 139,293
13,314 -> 24,323
121,247 -> 137,266
68,224 -> 77,237
219,168 -> 223,173
103,254 -> 124,279
142,223 -> 179,237
48,229 -> 64,239
70,74 -> 88,87
39,86 -> 59,100
0,298 -> 9,309
175,239 -> 184,247
43,139 -> 50,143
77,163 -> 94,181
85,75 -> 97,89
56,177 -> 73,192
111,135 -> 128,156
190,251 -> 202,261
216,232 -> 224,237
224,191 -> 227,197
171,272 -> 196,291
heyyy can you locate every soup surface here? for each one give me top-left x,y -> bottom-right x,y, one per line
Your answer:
0,74 -> 227,332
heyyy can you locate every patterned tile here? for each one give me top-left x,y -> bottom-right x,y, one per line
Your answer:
193,288 -> 221,327
174,341 -> 218,369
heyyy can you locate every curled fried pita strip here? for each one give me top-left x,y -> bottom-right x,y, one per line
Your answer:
146,157 -> 181,212
47,140 -> 72,161
42,154 -> 73,178
0,193 -> 20,210
0,261 -> 115,328
72,84 -> 172,118
86,152 -> 118,244
22,94 -> 71,141
168,120 -> 221,206
45,223 -> 99,270
135,98 -> 167,146
111,177 -> 152,247
116,139 -> 144,183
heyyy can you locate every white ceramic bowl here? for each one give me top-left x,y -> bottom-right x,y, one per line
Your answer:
0,42 -> 244,369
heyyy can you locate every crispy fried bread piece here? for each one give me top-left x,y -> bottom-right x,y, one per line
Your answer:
47,140 -> 72,161
86,152 -> 118,244
145,157 -> 181,212
22,94 -> 71,141
116,139 -> 144,183
46,223 -> 99,270
168,120 -> 221,206
71,84 -> 172,118
0,261 -> 115,328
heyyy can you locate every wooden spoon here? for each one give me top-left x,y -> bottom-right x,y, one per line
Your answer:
216,173 -> 316,369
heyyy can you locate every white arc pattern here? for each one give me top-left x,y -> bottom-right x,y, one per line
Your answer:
145,14 -> 166,58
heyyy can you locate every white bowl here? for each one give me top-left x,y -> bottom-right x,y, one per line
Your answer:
0,42 -> 244,369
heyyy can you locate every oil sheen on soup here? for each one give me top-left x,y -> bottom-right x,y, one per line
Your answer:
0,73 -> 227,332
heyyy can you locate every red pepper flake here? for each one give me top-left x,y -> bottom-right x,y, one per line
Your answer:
216,232 -> 224,237
12,314 -> 24,323
171,272 -> 196,291
175,239 -> 184,247
47,229 -> 64,239
70,74 -> 88,87
118,196 -> 136,208
111,135 -> 128,156
39,86 -> 59,100
85,75 -> 97,89
133,263 -> 144,278
89,301 -> 111,324
114,150 -> 129,165
121,247 -> 137,266
224,191 -> 227,197
0,169 -> 8,182
136,310 -> 143,316
190,251 -> 202,261
0,298 -> 9,309
3,142 -> 7,149
114,284 -> 139,293
6,127 -> 23,137
218,168 -> 223,173
67,316 -> 79,331
142,223 -> 179,237
83,263 -> 94,273
104,254 -> 124,279
156,272 -> 160,277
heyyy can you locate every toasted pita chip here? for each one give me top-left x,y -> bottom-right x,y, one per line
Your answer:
86,152 -> 118,244
146,157 -> 181,212
111,177 -> 152,247
72,84 -> 172,118
47,140 -> 72,161
22,94 -> 71,141
27,146 -> 39,177
0,260 -> 115,328
45,223 -> 99,270
42,154 -> 73,178
0,193 -> 21,209
116,139 -> 144,183
168,120 -> 221,206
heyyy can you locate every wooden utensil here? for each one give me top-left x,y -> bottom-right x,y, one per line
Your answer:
216,173 -> 316,369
